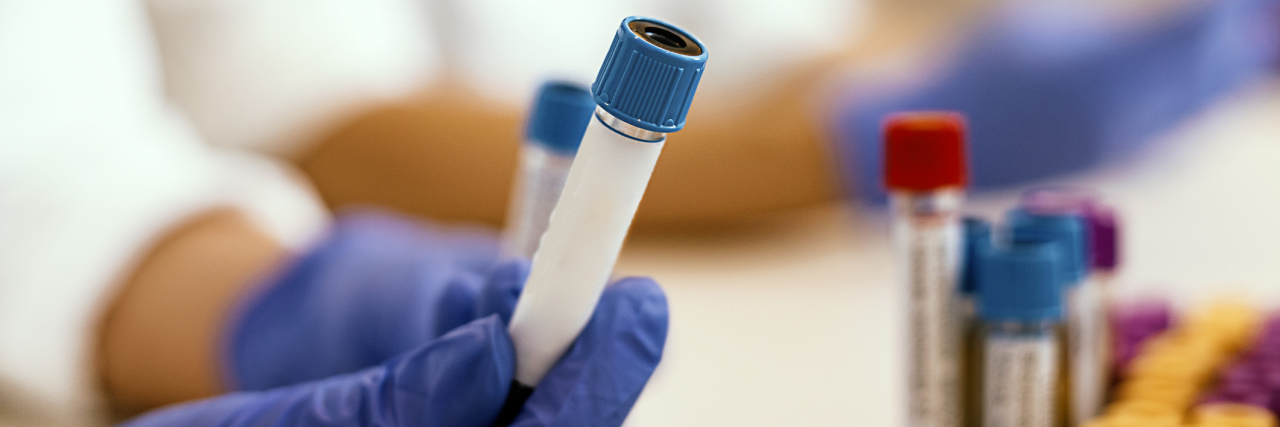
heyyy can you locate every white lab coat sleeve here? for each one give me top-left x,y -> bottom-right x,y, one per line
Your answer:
145,0 -> 442,157
146,0 -> 863,157
0,1 -> 328,425
446,0 -> 868,108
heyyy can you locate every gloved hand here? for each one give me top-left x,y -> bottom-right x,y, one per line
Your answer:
122,275 -> 669,427
225,209 -> 514,391
834,0 -> 1279,201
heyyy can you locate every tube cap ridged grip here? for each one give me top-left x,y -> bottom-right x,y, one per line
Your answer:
977,242 -> 1066,322
592,16 -> 708,133
1007,208 -> 1088,285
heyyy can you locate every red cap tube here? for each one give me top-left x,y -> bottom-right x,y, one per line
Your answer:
884,112 -> 969,192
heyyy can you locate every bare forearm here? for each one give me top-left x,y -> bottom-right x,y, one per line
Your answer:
294,72 -> 842,229
639,59 -> 843,228
98,208 -> 285,418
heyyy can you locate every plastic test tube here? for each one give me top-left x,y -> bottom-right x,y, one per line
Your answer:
1020,188 -> 1120,421
884,112 -> 969,427
1006,207 -> 1094,426
1088,207 -> 1119,401
962,217 -> 994,427
976,242 -> 1066,427
497,16 -> 708,424
502,81 -> 596,259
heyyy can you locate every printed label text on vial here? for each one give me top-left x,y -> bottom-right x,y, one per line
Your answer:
905,224 -> 960,427
983,336 -> 1057,427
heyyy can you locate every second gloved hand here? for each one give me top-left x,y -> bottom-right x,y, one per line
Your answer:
834,0 -> 1279,201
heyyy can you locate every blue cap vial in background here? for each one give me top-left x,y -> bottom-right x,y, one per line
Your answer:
977,242 -> 1066,322
1006,207 -> 1088,285
526,80 -> 596,154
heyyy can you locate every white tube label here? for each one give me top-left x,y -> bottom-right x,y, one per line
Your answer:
983,335 -> 1058,427
897,216 -> 962,427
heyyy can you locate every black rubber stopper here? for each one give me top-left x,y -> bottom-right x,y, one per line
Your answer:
490,381 -> 535,426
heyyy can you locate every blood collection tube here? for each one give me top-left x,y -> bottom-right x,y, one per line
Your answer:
962,217 -> 994,427
502,81 -> 596,259
1089,206 -> 1120,399
1006,207 -> 1095,426
497,16 -> 708,425
975,242 -> 1065,427
1020,187 -> 1119,423
884,112 -> 969,427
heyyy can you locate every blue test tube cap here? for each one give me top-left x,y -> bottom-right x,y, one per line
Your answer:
1006,207 -> 1088,285
960,217 -> 993,295
527,80 -> 596,154
977,242 -> 1066,323
592,16 -> 708,133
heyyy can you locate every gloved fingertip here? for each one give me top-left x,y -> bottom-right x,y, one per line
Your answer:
479,260 -> 531,324
598,277 -> 670,343
391,315 -> 516,426
604,277 -> 667,307
434,271 -> 485,337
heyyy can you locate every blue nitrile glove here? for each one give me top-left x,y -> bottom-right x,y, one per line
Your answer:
225,209 -> 512,391
834,0 -> 1280,202
123,275 -> 669,427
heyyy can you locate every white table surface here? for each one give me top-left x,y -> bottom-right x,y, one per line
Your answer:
618,78 -> 1280,426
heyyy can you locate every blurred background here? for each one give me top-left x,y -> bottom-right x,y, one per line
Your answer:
2,0 -> 1280,425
